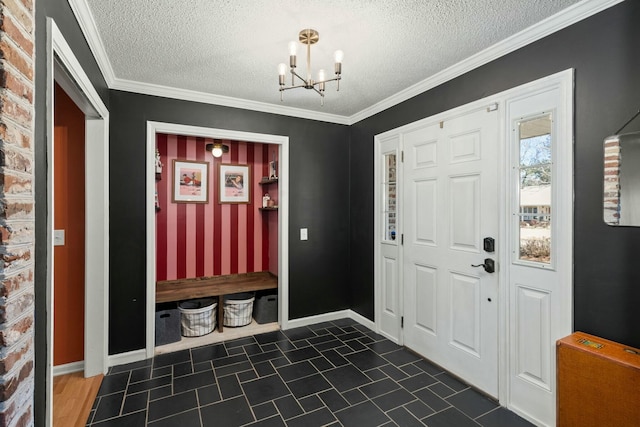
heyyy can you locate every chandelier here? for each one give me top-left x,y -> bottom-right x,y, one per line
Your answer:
278,29 -> 343,105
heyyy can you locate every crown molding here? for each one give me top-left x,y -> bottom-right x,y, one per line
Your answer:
67,0 -> 116,86
111,78 -> 351,125
70,0 -> 623,126
348,0 -> 624,124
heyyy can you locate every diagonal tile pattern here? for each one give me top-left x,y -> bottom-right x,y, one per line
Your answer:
86,319 -> 534,426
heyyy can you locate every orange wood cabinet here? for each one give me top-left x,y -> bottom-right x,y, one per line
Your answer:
557,332 -> 640,427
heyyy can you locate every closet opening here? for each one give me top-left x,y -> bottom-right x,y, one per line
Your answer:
145,122 -> 290,358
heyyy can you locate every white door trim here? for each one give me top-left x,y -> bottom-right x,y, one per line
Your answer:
374,69 -> 573,415
144,122 -> 290,359
46,17 -> 110,427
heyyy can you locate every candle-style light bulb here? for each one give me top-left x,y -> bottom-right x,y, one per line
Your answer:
318,69 -> 326,82
278,63 -> 286,87
334,50 -> 343,82
288,41 -> 297,56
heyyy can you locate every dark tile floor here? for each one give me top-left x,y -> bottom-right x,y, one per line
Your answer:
87,319 -> 534,427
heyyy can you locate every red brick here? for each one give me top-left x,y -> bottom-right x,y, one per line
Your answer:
0,270 -> 32,298
0,316 -> 32,346
0,246 -> 31,271
0,222 -> 32,246
0,40 -> 31,81
0,173 -> 31,194
0,360 -> 32,401
0,145 -> 32,173
0,14 -> 33,57
0,201 -> 33,220
0,401 -> 32,427
0,121 -> 31,149
0,0 -> 33,34
0,93 -> 31,129
0,69 -> 32,103
0,341 -> 29,374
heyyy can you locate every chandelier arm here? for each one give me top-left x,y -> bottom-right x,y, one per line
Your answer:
280,83 -> 308,91
290,69 -> 309,86
315,76 -> 341,84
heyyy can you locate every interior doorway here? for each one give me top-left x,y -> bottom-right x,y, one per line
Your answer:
53,83 -> 86,372
46,17 -> 110,427
145,122 -> 290,360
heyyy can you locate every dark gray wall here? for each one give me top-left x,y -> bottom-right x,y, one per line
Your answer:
349,1 -> 640,349
34,0 -> 110,424
33,1 -> 640,423
108,92 -> 350,354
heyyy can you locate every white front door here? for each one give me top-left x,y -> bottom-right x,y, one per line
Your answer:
402,107 -> 500,397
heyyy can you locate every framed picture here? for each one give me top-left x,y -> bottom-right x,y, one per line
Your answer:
219,163 -> 251,204
172,159 -> 209,203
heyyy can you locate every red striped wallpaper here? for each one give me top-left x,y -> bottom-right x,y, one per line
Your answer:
155,133 -> 278,281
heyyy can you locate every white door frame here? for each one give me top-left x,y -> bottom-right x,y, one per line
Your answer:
144,122 -> 290,359
46,17 -> 110,427
374,69 -> 573,414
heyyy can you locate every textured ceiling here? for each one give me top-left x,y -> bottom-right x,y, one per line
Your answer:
84,0 -> 583,119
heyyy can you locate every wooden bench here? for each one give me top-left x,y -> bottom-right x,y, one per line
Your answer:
156,271 -> 278,333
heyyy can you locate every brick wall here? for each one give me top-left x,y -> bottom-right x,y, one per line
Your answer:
0,0 -> 35,425
603,136 -> 621,225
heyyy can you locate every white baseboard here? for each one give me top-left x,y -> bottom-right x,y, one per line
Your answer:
348,309 -> 376,330
106,310 -> 375,367
53,361 -> 84,377
107,349 -> 147,368
284,309 -> 375,332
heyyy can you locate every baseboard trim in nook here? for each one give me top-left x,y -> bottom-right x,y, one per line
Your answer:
107,349 -> 147,368
52,361 -> 84,377
284,309 -> 375,332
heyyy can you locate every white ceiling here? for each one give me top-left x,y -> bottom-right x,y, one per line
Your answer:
77,0 -> 611,123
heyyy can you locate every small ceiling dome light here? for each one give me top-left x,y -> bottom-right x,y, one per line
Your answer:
278,29 -> 343,106
206,142 -> 229,158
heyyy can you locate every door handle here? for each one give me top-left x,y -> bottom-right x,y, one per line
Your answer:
471,258 -> 495,273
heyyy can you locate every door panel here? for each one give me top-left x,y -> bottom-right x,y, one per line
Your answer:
415,180 -> 437,244
450,175 -> 480,251
382,256 -> 398,317
415,265 -> 437,333
403,108 -> 499,397
449,272 -> 481,356
515,285 -> 551,389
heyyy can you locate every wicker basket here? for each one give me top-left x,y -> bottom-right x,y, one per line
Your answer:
178,298 -> 217,337
223,293 -> 255,327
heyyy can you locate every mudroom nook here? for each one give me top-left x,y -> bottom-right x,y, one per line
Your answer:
153,133 -> 281,352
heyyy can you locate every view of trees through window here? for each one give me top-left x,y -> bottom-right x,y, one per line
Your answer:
518,115 -> 552,264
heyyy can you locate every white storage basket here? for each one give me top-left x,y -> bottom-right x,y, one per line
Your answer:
223,293 -> 255,327
178,298 -> 217,337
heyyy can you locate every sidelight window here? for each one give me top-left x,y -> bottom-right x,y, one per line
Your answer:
383,153 -> 397,242
515,113 -> 552,265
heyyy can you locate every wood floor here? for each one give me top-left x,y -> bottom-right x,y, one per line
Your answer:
53,372 -> 103,427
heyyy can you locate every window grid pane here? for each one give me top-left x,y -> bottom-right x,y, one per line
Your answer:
383,154 -> 397,242
517,114 -> 552,264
